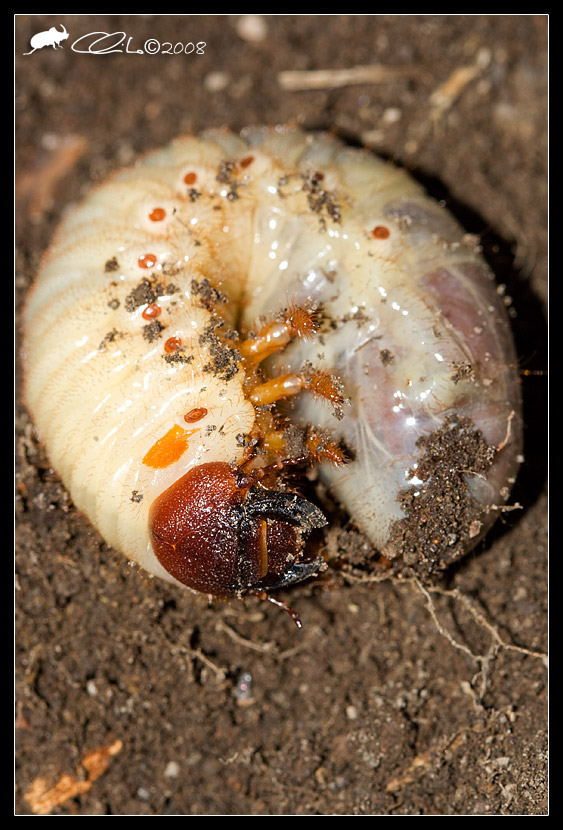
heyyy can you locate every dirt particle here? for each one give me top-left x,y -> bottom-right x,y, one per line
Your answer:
450,361 -> 476,384
187,188 -> 202,202
142,319 -> 166,343
124,279 -> 177,312
190,278 -> 227,309
385,414 -> 497,576
98,328 -> 122,350
104,256 -> 119,273
162,349 -> 194,366
301,170 -> 342,226
199,323 -> 241,381
216,159 -> 242,200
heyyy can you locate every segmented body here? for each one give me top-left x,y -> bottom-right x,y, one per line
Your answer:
24,126 -> 522,591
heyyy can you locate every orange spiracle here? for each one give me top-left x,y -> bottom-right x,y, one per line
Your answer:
137,253 -> 157,269
149,207 -> 166,222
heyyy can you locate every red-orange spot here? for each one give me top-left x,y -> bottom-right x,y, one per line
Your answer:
142,303 -> 162,320
372,225 -> 390,239
142,424 -> 199,469
184,407 -> 208,423
138,253 -> 157,269
184,171 -> 197,185
240,155 -> 254,169
149,207 -> 166,222
164,336 -> 182,353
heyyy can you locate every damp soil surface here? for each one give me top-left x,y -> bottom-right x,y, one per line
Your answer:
15,15 -> 547,815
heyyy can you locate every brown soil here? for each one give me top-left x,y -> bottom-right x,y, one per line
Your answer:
15,15 -> 547,815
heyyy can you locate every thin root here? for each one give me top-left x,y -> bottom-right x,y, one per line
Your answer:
341,568 -> 546,702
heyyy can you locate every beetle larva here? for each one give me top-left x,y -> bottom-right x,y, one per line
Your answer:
23,125 -> 522,618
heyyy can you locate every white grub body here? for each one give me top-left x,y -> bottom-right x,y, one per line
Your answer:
24,126 -> 522,585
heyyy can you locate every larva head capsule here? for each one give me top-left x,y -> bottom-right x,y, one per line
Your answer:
148,462 -> 327,611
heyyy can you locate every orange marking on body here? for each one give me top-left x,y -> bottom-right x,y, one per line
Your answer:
138,253 -> 157,269
184,407 -> 208,423
149,207 -> 166,222
371,225 -> 390,239
164,336 -> 182,353
142,424 -> 199,469
142,303 -> 161,320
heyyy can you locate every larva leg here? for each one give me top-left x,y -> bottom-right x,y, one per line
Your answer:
238,302 -> 346,462
248,368 -> 345,411
238,305 -> 319,366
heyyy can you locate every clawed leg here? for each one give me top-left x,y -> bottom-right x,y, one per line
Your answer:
238,304 -> 319,366
238,303 -> 348,466
248,368 -> 345,412
239,303 -> 345,413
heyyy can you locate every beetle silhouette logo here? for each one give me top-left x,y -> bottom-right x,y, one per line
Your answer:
23,24 -> 69,55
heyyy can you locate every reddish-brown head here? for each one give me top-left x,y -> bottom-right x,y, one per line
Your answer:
149,461 -> 327,598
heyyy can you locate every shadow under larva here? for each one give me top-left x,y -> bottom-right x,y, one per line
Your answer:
22,125 -> 523,626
